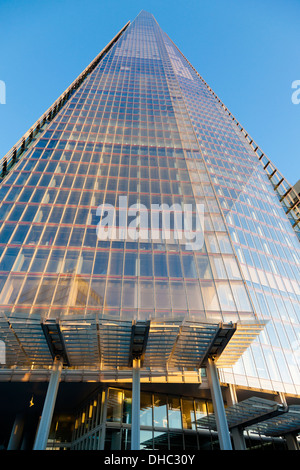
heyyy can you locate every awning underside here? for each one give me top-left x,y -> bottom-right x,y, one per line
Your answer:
0,312 -> 265,371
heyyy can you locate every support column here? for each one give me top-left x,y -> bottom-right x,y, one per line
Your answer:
7,413 -> 25,450
225,384 -> 246,450
131,358 -> 140,450
231,427 -> 246,450
33,356 -> 63,450
285,433 -> 299,451
274,392 -> 298,450
206,357 -> 232,450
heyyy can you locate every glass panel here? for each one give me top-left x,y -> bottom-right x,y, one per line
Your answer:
69,228 -> 85,247
83,228 -> 97,247
140,392 -> 152,427
184,433 -> 198,450
168,254 -> 183,278
93,252 -> 109,275
80,251 -> 95,274
182,255 -> 197,278
123,390 -> 132,424
153,431 -> 168,450
139,253 -> 153,276
210,256 -> 227,279
216,233 -> 233,253
35,277 -> 57,304
41,226 -> 57,246
88,280 -> 105,306
155,281 -> 170,308
170,281 -> 187,310
121,429 -> 131,451
9,205 -> 25,221
18,276 -> 40,304
0,275 -> 23,304
29,249 -> 49,272
196,255 -> 212,279
0,248 -> 20,271
109,252 -> 124,275
10,225 -> 30,245
106,280 -> 121,306
169,431 -> 183,450
33,206 -> 51,223
168,397 -> 182,429
106,389 -> 123,423
216,282 -> 236,311
55,226 -> 71,246
181,399 -> 194,430
122,280 -> 137,308
223,256 -> 241,280
104,429 -> 121,450
63,250 -> 79,274
185,281 -> 203,310
124,252 -> 137,276
53,278 -> 73,306
139,281 -> 154,308
46,250 -> 64,273
0,224 -> 15,244
200,281 -> 220,311
154,253 -> 168,279
140,430 -> 153,450
231,282 -> 252,311
195,400 -> 207,430
25,225 -> 44,246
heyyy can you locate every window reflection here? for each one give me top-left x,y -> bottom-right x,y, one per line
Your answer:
168,397 -> 181,429
153,394 -> 167,428
181,399 -> 194,429
140,392 -> 152,427
106,389 -> 123,423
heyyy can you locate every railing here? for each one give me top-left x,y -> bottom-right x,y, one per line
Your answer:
0,20 -> 130,182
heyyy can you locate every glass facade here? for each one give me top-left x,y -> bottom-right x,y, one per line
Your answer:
66,386 -> 287,451
0,10 -> 299,399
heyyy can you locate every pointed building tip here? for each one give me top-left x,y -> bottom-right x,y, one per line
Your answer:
137,9 -> 153,16
136,10 -> 157,22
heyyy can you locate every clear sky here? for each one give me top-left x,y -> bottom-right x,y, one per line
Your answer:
0,0 -> 299,184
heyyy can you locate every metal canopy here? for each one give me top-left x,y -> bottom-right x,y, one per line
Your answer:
0,311 -> 265,373
196,397 -> 300,437
41,320 -> 70,367
249,404 -> 300,437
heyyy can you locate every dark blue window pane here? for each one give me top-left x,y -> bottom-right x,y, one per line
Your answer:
94,252 -> 109,275
154,254 -> 168,277
168,254 -> 182,278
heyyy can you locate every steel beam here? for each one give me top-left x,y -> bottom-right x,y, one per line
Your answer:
33,356 -> 63,450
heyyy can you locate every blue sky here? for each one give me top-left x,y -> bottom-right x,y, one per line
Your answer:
0,0 -> 299,184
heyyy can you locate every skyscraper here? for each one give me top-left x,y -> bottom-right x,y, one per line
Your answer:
0,10 -> 299,451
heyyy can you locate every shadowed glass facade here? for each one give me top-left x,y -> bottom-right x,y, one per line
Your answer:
0,9 -> 299,403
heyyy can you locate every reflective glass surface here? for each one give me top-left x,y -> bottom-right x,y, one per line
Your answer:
0,11 -> 299,393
